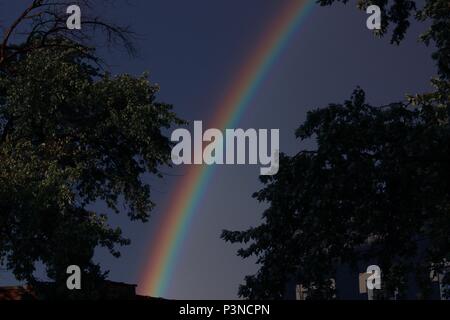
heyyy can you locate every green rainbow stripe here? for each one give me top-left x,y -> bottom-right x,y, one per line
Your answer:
139,0 -> 315,297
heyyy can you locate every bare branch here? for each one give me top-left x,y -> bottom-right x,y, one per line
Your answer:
1,0 -> 44,63
0,0 -> 136,70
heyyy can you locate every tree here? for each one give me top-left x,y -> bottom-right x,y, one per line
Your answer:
0,0 -> 135,70
223,0 -> 449,299
317,0 -> 450,113
0,1 -> 183,297
317,0 -> 449,80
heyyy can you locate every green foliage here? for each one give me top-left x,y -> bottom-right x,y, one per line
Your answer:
0,41 -> 183,287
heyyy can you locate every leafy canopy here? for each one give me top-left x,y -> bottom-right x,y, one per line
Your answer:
0,41 -> 183,287
223,0 -> 449,299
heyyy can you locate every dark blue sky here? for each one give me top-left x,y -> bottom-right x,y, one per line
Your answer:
0,0 -> 435,299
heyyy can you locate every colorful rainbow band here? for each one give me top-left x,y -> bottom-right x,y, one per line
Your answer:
139,0 -> 315,297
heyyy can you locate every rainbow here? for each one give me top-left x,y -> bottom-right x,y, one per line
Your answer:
139,0 -> 315,297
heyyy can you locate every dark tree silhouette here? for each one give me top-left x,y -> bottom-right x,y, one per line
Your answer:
223,0 -> 449,299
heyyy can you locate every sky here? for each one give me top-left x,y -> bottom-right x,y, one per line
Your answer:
0,0 -> 436,299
